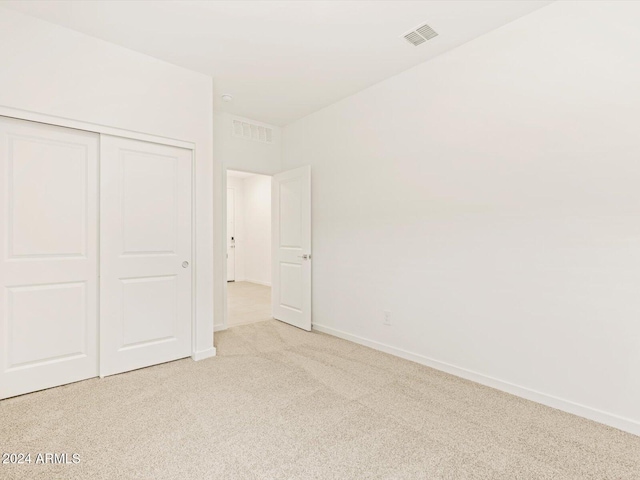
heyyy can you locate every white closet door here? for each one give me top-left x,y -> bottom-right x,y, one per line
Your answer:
0,117 -> 99,399
100,135 -> 192,377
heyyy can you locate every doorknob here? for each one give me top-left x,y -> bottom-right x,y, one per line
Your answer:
182,261 -> 189,268
298,254 -> 311,260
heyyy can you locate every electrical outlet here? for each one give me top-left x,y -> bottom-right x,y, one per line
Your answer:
383,310 -> 392,326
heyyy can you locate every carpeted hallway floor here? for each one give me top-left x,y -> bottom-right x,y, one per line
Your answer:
1,320 -> 639,479
228,281 -> 272,326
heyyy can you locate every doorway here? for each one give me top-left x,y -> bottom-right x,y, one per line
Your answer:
223,165 -> 312,331
226,170 -> 273,327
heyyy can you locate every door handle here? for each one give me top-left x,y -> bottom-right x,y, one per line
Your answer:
182,261 -> 189,268
298,254 -> 311,260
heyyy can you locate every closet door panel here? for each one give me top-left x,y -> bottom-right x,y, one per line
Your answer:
100,135 -> 192,377
0,116 -> 98,399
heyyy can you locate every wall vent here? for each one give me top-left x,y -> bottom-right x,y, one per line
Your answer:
403,22 -> 438,46
232,119 -> 273,144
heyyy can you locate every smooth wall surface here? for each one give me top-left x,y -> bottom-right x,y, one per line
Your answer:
0,7 -> 215,356
283,0 -> 640,433
243,175 -> 272,286
214,112 -> 282,175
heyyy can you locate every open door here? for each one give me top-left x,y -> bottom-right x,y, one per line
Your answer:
272,166 -> 311,331
227,187 -> 236,282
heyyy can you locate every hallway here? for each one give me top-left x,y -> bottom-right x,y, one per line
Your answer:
228,281 -> 272,327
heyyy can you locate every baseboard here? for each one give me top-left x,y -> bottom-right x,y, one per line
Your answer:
214,323 -> 228,332
312,323 -> 640,437
192,346 -> 216,361
244,279 -> 271,287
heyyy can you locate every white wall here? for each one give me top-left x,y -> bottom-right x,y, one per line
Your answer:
243,175 -> 272,286
227,176 -> 246,282
214,112 -> 282,175
283,0 -> 640,435
0,7 -> 215,357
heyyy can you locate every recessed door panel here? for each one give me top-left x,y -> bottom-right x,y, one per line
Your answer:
279,263 -> 303,311
122,151 -> 177,255
0,116 -> 98,399
100,135 -> 192,377
279,178 -> 302,248
8,136 -> 88,258
7,282 -> 87,369
121,275 -> 177,348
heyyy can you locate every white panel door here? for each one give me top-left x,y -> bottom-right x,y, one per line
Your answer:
272,166 -> 311,331
227,188 -> 235,281
0,117 -> 98,399
100,135 -> 192,377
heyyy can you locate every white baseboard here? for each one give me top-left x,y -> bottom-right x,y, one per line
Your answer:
312,323 -> 640,437
214,323 -> 228,332
244,279 -> 271,287
192,346 -> 216,361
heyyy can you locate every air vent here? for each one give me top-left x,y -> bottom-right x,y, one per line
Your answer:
402,22 -> 438,46
232,119 -> 273,144
404,31 -> 425,46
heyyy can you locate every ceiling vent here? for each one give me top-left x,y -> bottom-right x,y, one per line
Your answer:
402,22 -> 438,46
232,119 -> 273,144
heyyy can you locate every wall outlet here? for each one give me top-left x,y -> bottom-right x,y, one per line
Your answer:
383,310 -> 392,326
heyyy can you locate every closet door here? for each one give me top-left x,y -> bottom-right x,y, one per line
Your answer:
100,135 -> 192,377
0,117 -> 99,399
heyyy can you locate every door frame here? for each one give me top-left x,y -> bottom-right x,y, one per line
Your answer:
222,167 -> 273,331
0,105 -> 201,367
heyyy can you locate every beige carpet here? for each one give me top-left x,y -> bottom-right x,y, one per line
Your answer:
1,320 -> 639,479
228,281 -> 272,326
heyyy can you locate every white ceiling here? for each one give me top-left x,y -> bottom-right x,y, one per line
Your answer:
1,0 -> 552,126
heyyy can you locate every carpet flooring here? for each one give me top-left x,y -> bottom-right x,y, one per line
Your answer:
228,281 -> 272,327
1,320 -> 639,479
